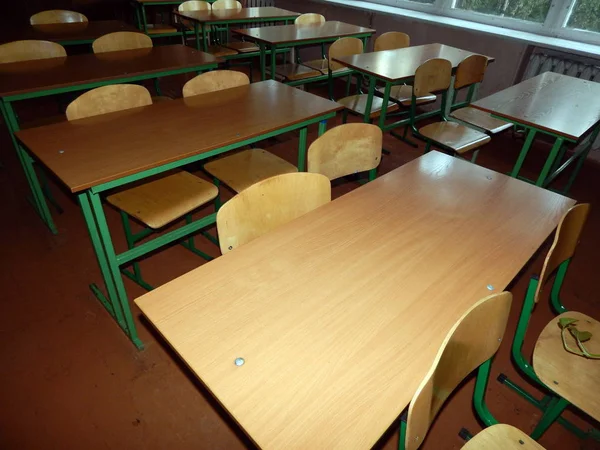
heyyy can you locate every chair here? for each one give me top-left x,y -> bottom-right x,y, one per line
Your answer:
30,10 -> 88,25
294,13 -> 325,25
212,0 -> 242,9
186,71 -> 297,197
399,291 -> 546,450
216,172 -> 331,254
0,40 -> 66,63
92,31 -> 153,54
373,31 -> 409,51
410,58 -> 490,161
322,38 -> 399,122
66,84 -> 219,290
449,55 -> 512,135
92,32 -> 171,101
307,123 -> 382,183
502,203 -> 600,440
270,13 -> 327,83
373,32 -> 436,108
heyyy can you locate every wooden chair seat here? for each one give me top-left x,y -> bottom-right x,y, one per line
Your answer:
204,149 -> 298,193
303,58 -> 351,75
106,171 -> 218,229
273,63 -> 323,81
146,24 -> 178,34
376,84 -> 436,106
533,311 -> 600,421
462,424 -> 545,449
450,106 -> 513,134
419,121 -> 491,154
207,45 -> 239,57
222,41 -> 259,53
337,94 -> 399,119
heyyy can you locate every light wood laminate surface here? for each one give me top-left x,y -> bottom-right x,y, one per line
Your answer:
0,20 -> 138,45
16,80 -> 343,192
471,72 -> 600,141
233,21 -> 375,45
174,7 -> 299,24
332,43 -> 493,82
0,45 -> 218,98
135,151 -> 574,450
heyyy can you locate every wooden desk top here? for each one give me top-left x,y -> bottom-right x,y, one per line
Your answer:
471,72 -> 600,141
233,21 -> 375,45
0,20 -> 139,45
174,7 -> 299,24
0,45 -> 218,99
135,151 -> 574,450
332,43 -> 494,82
16,80 -> 342,193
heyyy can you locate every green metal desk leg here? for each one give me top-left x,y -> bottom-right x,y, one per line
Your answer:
202,23 -> 208,52
563,125 -> 600,194
1,101 -> 58,234
141,4 -> 148,34
270,44 -> 277,80
536,137 -> 564,186
78,193 -> 126,328
298,127 -> 308,171
510,128 -> 537,178
259,43 -> 266,81
193,23 -> 200,51
378,82 -> 391,129
134,3 -> 142,30
363,76 -> 375,124
318,119 -> 327,137
88,190 -> 143,350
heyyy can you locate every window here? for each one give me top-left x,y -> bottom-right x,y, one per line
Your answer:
566,0 -> 600,33
367,0 -> 600,45
453,0 -> 552,23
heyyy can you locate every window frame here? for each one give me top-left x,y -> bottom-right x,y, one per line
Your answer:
366,0 -> 600,45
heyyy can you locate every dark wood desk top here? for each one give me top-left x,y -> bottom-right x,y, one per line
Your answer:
332,43 -> 494,82
471,72 -> 600,141
16,80 -> 343,193
174,7 -> 299,24
135,151 -> 574,449
0,45 -> 218,99
0,20 -> 139,45
233,21 -> 375,45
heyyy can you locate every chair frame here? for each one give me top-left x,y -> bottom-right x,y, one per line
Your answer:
67,84 -> 219,291
397,292 -> 513,450
497,204 -> 599,441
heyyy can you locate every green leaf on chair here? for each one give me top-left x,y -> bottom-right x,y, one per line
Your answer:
559,318 -> 600,359
558,317 -> 578,328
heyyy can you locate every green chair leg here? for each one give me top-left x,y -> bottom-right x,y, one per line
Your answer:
398,413 -> 408,450
530,397 -> 570,440
180,213 -> 214,261
550,259 -> 570,314
153,78 -> 163,97
119,210 -> 154,291
424,141 -> 431,154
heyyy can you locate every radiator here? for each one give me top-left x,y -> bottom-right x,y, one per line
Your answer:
522,52 -> 600,82
521,49 -> 600,158
246,0 -> 274,6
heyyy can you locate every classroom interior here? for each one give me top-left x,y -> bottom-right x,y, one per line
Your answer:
1,1 -> 599,449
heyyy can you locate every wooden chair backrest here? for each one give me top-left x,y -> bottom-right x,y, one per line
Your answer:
374,31 -> 410,51
413,58 -> 452,97
328,37 -> 363,71
405,292 -> 513,450
294,13 -> 325,25
92,32 -> 153,54
216,172 -> 331,254
66,84 -> 152,121
182,70 -> 249,97
454,54 -> 488,89
0,40 -> 66,63
307,123 -> 382,180
30,10 -> 88,25
179,0 -> 211,11
212,0 -> 242,10
534,203 -> 590,303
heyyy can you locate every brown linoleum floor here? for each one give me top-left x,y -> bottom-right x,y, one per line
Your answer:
1,74 -> 599,450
